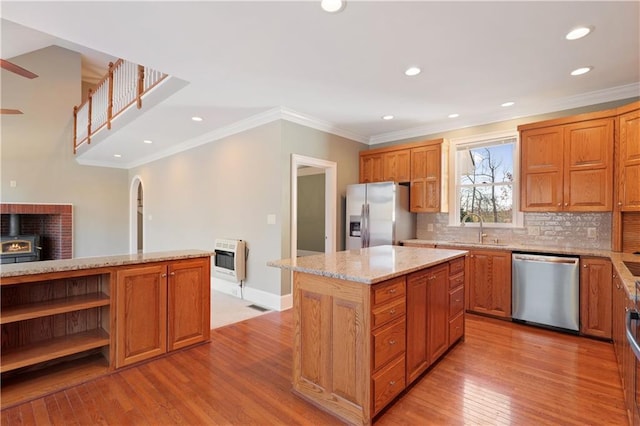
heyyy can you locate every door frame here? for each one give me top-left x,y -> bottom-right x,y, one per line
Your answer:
290,154 -> 337,258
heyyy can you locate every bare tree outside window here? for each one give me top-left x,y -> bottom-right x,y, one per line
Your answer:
458,140 -> 515,224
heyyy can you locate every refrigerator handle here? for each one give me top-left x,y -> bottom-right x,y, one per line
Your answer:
364,203 -> 370,248
360,204 -> 366,248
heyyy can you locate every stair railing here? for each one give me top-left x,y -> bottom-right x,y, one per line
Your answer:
73,59 -> 167,153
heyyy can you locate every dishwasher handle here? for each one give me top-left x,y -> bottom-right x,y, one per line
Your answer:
512,254 -> 579,265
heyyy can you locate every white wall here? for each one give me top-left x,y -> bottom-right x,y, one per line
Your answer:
0,46 -> 129,257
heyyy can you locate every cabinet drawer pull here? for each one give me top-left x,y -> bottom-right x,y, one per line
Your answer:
389,309 -> 396,315
389,339 -> 396,345
455,299 -> 461,303
389,380 -> 396,386
388,288 -> 397,294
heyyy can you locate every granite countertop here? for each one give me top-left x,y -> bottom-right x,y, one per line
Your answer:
268,245 -> 467,284
0,249 -> 213,279
403,239 -> 640,301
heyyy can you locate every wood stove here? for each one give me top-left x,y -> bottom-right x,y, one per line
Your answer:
0,214 -> 41,264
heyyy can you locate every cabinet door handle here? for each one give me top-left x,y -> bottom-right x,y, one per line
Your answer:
564,202 -> 568,207
170,272 -> 176,276
557,203 -> 561,207
389,380 -> 396,386
618,201 -> 623,206
389,309 -> 396,315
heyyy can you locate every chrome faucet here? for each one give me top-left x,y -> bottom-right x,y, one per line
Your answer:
460,212 -> 487,244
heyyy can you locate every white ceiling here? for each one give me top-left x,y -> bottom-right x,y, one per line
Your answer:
1,1 -> 639,169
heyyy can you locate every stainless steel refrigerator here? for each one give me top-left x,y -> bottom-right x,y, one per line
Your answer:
346,182 -> 416,249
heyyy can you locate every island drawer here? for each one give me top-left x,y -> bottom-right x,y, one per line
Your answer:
373,277 -> 406,307
372,317 -> 406,370
449,272 -> 465,290
449,257 -> 465,276
372,354 -> 406,415
449,286 -> 464,316
372,298 -> 406,328
449,312 -> 464,345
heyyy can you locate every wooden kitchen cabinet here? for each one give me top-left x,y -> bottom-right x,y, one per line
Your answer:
410,141 -> 442,212
579,257 -> 612,339
360,153 -> 384,183
467,249 -> 512,319
406,258 -> 464,385
617,103 -> 640,212
116,257 -> 210,368
359,148 -> 411,183
383,149 -> 411,182
519,116 -> 614,212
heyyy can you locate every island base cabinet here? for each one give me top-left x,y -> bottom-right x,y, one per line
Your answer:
293,272 -> 371,425
116,257 -> 210,368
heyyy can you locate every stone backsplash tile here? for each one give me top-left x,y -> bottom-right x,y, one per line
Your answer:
416,212 -> 611,250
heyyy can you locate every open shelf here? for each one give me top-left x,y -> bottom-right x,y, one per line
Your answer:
0,293 -> 110,324
1,329 -> 110,373
1,353 -> 109,409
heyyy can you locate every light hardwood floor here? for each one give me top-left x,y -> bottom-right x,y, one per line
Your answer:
1,312 -> 628,425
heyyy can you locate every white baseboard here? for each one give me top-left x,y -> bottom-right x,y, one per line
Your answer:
211,276 -> 292,312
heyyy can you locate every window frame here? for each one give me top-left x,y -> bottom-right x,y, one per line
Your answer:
447,130 -> 523,228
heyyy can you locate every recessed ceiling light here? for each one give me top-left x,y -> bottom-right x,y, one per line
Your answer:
191,116 -> 203,122
571,66 -> 593,76
404,66 -> 421,77
382,115 -> 394,120
566,26 -> 592,40
501,101 -> 515,107
321,0 -> 345,13
448,113 -> 459,118
114,154 -> 122,158
143,139 -> 153,144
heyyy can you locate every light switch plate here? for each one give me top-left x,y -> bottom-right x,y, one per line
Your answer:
267,214 -> 276,225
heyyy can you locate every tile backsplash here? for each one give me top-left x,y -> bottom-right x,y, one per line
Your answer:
416,212 -> 612,250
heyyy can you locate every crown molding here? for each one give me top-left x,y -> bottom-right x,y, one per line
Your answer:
368,82 -> 640,145
279,107 -> 368,143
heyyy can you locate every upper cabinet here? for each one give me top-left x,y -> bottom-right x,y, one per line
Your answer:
410,142 -> 442,213
519,114 -> 614,212
617,103 -> 640,212
359,139 -> 448,212
360,148 -> 410,183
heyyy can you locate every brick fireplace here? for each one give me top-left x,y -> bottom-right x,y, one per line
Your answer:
0,204 -> 72,260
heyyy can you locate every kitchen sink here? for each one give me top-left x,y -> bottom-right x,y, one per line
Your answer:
624,261 -> 640,277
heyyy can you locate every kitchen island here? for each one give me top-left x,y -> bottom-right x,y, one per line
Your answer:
0,249 -> 212,408
269,245 -> 467,425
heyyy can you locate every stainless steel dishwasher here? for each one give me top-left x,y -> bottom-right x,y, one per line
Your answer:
512,253 -> 580,331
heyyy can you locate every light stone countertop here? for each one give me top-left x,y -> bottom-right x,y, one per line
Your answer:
0,249 -> 213,279
403,239 -> 640,301
268,245 -> 468,284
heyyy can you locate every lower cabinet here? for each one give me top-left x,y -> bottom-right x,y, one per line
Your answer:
406,257 -> 465,385
116,257 -> 210,368
579,257 -> 612,339
467,249 -> 512,318
612,270 -> 640,424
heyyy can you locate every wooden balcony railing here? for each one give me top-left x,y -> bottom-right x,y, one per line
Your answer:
73,59 -> 167,153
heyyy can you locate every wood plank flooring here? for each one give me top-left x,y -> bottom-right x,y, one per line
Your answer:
1,312 -> 628,425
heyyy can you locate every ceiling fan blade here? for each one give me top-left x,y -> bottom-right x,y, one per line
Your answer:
0,109 -> 24,115
0,59 -> 38,79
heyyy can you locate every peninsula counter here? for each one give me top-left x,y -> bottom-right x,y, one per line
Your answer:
1,249 -> 212,408
269,245 -> 468,425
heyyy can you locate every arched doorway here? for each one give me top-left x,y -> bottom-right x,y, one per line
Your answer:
129,176 -> 144,253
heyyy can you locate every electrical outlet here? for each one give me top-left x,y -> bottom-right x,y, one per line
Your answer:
587,227 -> 597,239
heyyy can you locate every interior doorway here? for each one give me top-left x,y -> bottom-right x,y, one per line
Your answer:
290,155 -> 337,258
129,176 -> 144,253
